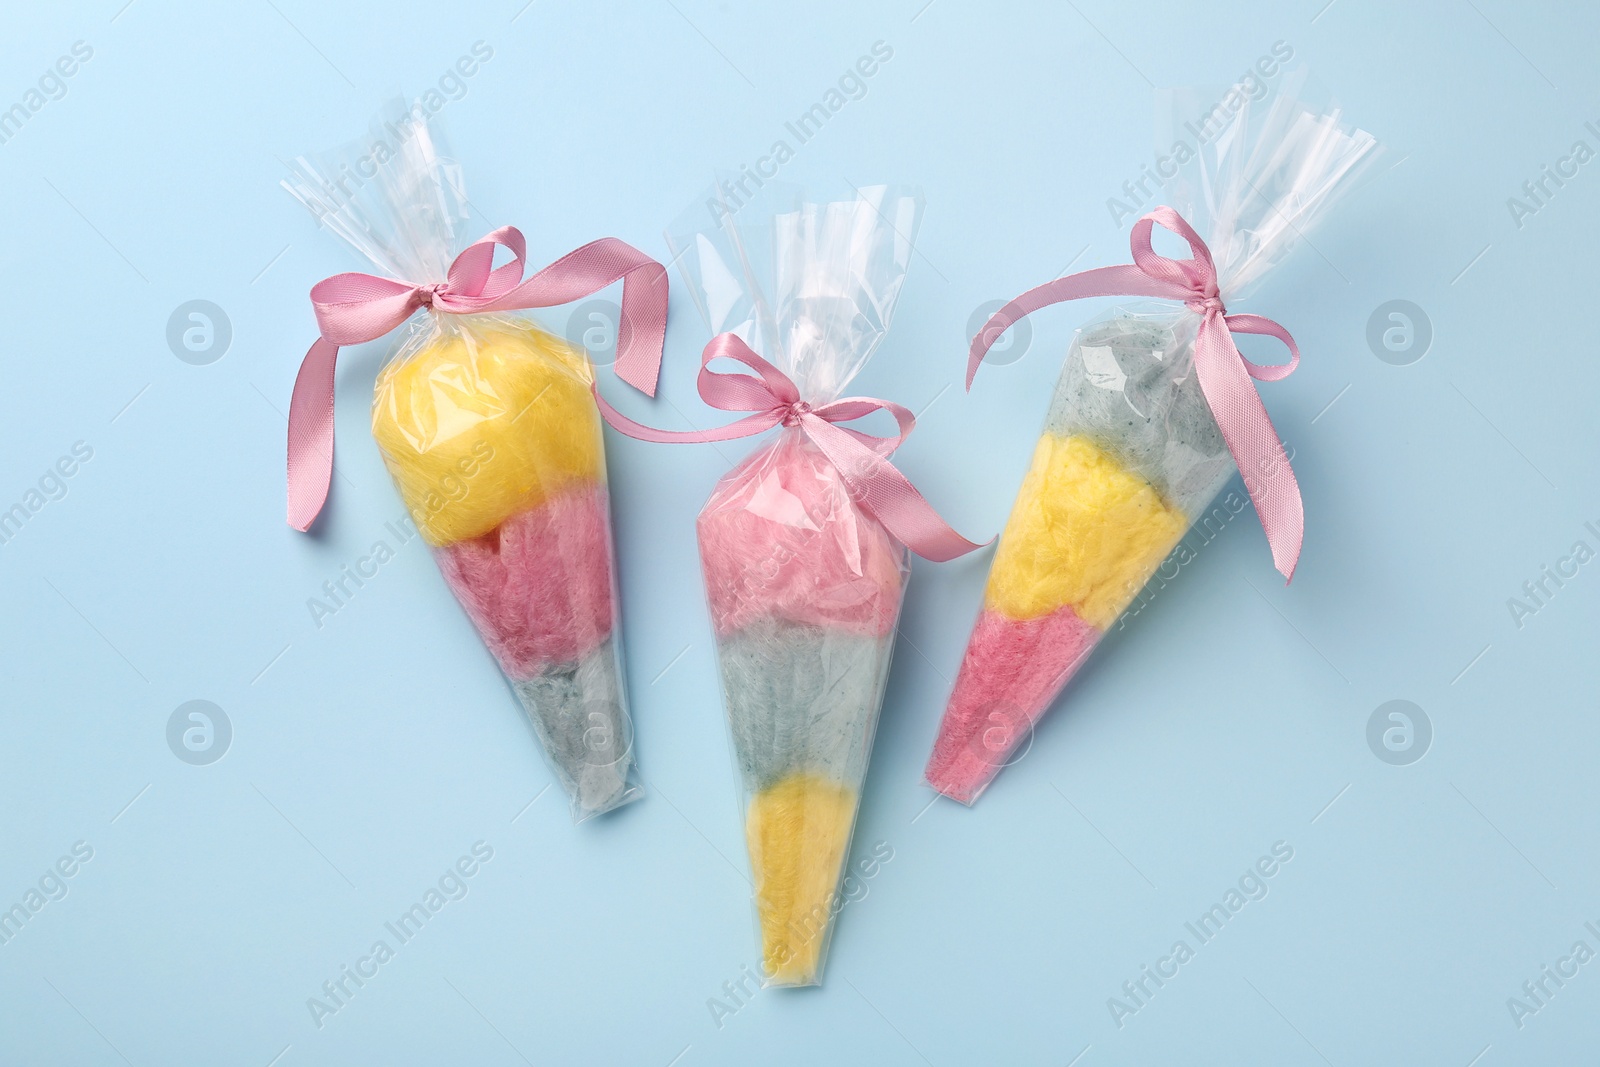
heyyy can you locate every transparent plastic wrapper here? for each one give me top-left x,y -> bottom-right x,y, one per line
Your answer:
926,71 -> 1380,804
665,186 -> 929,986
283,108 -> 646,821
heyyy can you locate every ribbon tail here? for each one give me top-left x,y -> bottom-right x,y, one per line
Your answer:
591,383 -> 782,444
286,338 -> 340,532
801,416 -> 987,563
1192,318 -> 1304,581
967,264 -> 1177,388
488,238 -> 669,397
614,257 -> 668,397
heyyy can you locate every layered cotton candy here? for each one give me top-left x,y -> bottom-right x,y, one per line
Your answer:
717,618 -> 893,789
372,319 -> 604,546
286,112 -> 644,827
925,607 -> 1100,804
673,185 -> 936,984
698,435 -> 906,638
434,484 -> 615,678
512,639 -> 637,818
374,317 -> 637,821
987,434 -> 1188,628
701,431 -> 909,985
927,423 -> 1190,803
745,772 -> 857,986
925,78 -> 1380,802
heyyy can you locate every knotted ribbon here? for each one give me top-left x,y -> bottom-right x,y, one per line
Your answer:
595,333 -> 985,563
286,226 -> 668,531
969,206 -> 1304,580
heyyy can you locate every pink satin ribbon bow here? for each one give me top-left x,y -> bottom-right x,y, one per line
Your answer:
969,206 -> 1304,580
286,227 -> 668,531
596,333 -> 985,563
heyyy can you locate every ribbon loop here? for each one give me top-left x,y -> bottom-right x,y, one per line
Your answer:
594,333 -> 985,563
1129,206 -> 1217,297
1221,313 -> 1300,381
967,206 -> 1305,581
287,231 -> 668,532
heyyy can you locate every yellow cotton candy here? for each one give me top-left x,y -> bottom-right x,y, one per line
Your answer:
985,434 -> 1188,629
746,773 -> 857,986
372,317 -> 604,546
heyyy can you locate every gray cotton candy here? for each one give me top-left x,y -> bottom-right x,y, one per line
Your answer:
1045,312 -> 1235,516
715,618 -> 894,793
512,639 -> 639,820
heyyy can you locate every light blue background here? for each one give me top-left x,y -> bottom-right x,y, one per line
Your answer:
1,1 -> 1596,1064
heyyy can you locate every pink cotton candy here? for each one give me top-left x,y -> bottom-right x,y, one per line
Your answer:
434,482 -> 615,680
925,606 -> 1102,805
697,432 -> 906,638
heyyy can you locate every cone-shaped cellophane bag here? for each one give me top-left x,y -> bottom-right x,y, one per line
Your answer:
667,185 -> 929,985
284,109 -> 641,821
926,70 -> 1380,804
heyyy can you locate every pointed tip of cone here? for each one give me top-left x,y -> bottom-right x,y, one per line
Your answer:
571,754 -> 640,822
922,773 -> 982,808
926,605 -> 1101,803
746,773 -> 857,985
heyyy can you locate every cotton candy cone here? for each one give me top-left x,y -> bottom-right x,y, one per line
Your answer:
373,317 -> 640,822
699,433 -> 907,985
746,773 -> 857,986
925,431 -> 1189,802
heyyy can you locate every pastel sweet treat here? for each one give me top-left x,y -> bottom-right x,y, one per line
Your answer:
924,80 -> 1380,804
698,434 -> 906,638
925,339 -> 1214,803
986,433 -> 1188,629
924,605 -> 1100,804
286,111 -> 652,829
745,772 -> 857,986
1045,315 -> 1233,516
716,618 -> 892,790
372,318 -> 604,546
434,483 -> 615,678
375,317 -> 638,822
512,639 -> 637,819
700,431 -> 908,986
